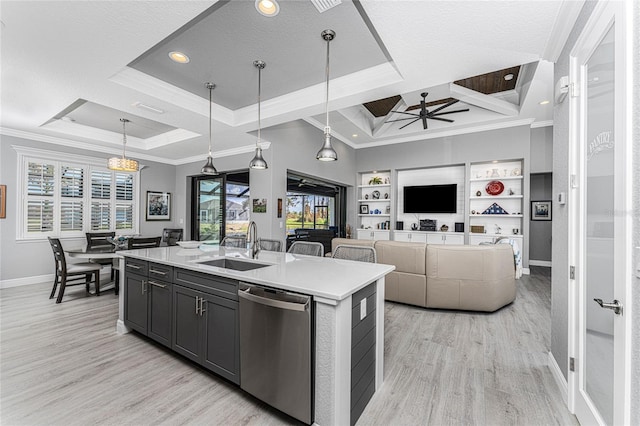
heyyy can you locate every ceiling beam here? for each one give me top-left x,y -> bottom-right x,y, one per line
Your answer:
449,83 -> 520,116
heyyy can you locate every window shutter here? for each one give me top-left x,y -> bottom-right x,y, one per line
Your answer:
115,173 -> 134,200
60,201 -> 83,231
27,162 -> 55,196
91,202 -> 111,230
91,171 -> 111,199
27,200 -> 54,232
115,204 -> 133,230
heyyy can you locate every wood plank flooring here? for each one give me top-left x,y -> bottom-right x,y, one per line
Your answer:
1,268 -> 577,425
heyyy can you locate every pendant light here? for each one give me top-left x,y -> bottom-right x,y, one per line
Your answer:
201,82 -> 219,175
108,118 -> 139,172
316,29 -> 338,162
249,60 -> 268,170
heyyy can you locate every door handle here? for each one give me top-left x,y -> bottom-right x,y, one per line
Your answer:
199,297 -> 206,316
593,298 -> 623,315
141,280 -> 147,295
195,296 -> 200,315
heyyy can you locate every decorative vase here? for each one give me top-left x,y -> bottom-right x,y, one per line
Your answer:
491,168 -> 500,177
476,190 -> 482,196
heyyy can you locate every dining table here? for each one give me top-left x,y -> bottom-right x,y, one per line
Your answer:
66,246 -> 123,295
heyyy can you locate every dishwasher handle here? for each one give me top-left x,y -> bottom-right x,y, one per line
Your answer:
238,287 -> 309,312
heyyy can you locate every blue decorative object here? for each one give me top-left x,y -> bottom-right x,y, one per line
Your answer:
482,202 -> 509,215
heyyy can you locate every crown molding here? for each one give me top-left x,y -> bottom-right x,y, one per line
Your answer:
542,0 -> 586,62
174,141 -> 271,165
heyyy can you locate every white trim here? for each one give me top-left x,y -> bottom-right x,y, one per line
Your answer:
531,120 -> 554,128
542,0 -> 587,62
548,351 -> 568,405
0,274 -> 55,289
529,260 -> 552,267
173,141 -> 271,165
522,267 -> 530,275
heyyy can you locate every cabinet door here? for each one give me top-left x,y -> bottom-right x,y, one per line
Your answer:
394,232 -> 410,242
201,295 -> 240,384
356,229 -> 373,240
124,272 -> 148,334
147,280 -> 172,348
373,231 -> 390,241
444,234 -> 465,245
426,233 -> 444,245
410,232 -> 427,243
172,285 -> 202,363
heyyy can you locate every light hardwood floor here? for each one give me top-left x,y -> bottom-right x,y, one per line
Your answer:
1,268 -> 577,425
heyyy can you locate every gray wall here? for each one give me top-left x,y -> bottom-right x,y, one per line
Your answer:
0,134 -> 176,282
530,126 -> 553,173
529,173 -> 552,262
551,0 -> 598,381
356,125 -> 532,266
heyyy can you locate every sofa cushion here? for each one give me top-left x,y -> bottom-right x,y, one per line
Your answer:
386,271 -> 427,307
375,240 -> 426,275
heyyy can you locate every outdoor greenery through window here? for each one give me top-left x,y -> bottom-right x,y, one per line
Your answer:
286,193 -> 335,234
18,148 -> 138,239
225,181 -> 250,237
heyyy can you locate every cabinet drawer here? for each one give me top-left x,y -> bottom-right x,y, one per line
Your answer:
124,257 -> 148,275
174,268 -> 238,300
149,262 -> 173,280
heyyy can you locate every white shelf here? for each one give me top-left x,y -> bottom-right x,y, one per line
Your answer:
469,176 -> 523,182
470,195 -> 523,200
358,184 -> 391,189
470,233 -> 523,238
358,199 -> 390,202
358,214 -> 390,217
470,214 -> 523,218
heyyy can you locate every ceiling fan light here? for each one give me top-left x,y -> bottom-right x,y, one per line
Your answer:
201,156 -> 218,175
316,133 -> 337,161
249,146 -> 268,169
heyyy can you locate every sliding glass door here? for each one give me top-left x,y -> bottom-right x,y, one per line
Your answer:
192,175 -> 225,242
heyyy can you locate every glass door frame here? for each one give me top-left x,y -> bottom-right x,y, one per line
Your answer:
191,174 -> 226,242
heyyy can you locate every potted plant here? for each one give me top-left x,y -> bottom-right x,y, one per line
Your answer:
368,176 -> 383,185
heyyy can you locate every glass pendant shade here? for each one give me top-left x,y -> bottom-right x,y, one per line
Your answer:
202,82 -> 219,175
316,132 -> 338,161
250,60 -> 268,170
108,118 -> 139,172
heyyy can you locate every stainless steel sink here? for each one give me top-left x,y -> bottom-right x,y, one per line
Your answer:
198,258 -> 270,271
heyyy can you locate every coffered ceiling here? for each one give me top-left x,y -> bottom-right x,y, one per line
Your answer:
0,0 -> 584,165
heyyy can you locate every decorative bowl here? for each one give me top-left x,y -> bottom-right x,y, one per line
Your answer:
176,241 -> 201,249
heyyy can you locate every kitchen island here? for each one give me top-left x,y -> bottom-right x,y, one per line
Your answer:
115,245 -> 394,426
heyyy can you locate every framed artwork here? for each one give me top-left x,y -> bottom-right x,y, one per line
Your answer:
253,198 -> 267,213
146,191 -> 171,221
531,200 -> 552,221
277,198 -> 283,218
360,204 -> 369,215
0,185 -> 6,219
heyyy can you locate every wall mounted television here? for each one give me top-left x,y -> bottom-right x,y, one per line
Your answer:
403,184 -> 457,213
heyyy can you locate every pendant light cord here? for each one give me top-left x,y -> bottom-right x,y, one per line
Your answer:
208,85 -> 213,157
324,35 -> 330,135
121,118 -> 129,159
257,65 -> 262,147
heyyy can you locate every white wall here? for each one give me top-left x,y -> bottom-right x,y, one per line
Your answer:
530,126 -> 553,173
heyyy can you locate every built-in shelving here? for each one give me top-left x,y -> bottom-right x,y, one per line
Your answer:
357,171 -> 392,240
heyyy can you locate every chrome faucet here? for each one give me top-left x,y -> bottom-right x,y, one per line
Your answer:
247,221 -> 259,259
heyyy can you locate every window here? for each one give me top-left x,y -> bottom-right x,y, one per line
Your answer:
285,193 -> 335,234
16,147 -> 139,240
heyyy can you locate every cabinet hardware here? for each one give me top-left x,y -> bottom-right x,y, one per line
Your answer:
149,269 -> 167,276
141,280 -> 147,295
148,280 -> 167,288
195,296 -> 200,315
200,297 -> 207,316
127,263 -> 141,269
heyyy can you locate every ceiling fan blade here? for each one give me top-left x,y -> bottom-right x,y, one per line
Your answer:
428,99 -> 460,115
429,108 -> 470,116
389,110 -> 420,117
386,117 -> 421,123
422,115 -> 428,129
429,116 -> 454,123
399,118 -> 420,130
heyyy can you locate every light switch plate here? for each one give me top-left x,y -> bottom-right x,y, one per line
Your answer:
360,298 -> 367,320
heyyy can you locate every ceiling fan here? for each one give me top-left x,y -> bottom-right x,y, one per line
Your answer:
386,92 -> 469,130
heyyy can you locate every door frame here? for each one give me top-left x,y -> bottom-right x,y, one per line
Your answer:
567,0 -> 632,424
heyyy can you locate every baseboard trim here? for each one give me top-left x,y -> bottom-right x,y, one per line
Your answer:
522,267 -> 530,275
1,269 -> 113,289
548,351 -> 568,405
0,274 -> 55,289
530,260 -> 552,267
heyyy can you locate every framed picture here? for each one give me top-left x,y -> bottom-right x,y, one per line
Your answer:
360,204 -> 369,215
146,191 -> 171,221
277,198 -> 283,218
531,200 -> 552,221
253,198 -> 267,213
0,185 -> 6,219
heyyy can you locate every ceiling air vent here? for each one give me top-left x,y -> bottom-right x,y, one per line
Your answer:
310,0 -> 342,13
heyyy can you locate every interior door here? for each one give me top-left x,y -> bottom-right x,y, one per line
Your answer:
569,2 -> 630,424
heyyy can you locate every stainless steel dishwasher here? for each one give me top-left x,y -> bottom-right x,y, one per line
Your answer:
238,283 -> 313,425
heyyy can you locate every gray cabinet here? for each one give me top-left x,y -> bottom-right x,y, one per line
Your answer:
172,269 -> 240,385
123,258 -> 173,348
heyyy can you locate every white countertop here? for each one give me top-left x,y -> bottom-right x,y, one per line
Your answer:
122,245 -> 395,302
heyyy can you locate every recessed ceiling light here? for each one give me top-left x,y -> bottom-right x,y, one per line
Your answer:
168,51 -> 190,64
539,100 -> 550,105
352,134 -> 358,138
492,160 -> 499,164
255,0 -> 279,16
504,73 -> 514,81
